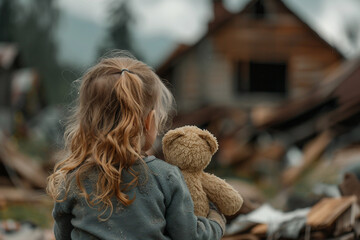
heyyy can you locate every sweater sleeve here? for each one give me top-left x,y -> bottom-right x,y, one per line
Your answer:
163,167 -> 223,240
53,198 -> 74,240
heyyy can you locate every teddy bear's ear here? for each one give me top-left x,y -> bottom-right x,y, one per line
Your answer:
162,129 -> 185,149
199,130 -> 218,155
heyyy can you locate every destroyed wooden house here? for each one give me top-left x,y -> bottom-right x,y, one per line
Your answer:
154,0 -> 360,183
157,57 -> 360,178
158,55 -> 360,239
157,0 -> 344,112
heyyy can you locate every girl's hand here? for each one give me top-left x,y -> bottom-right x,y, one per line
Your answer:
207,203 -> 226,235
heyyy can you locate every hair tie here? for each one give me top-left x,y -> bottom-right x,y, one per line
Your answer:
120,68 -> 133,74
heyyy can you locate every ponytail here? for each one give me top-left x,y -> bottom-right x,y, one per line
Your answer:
47,52 -> 175,219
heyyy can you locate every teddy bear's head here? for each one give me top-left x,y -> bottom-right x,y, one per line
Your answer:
162,126 -> 218,172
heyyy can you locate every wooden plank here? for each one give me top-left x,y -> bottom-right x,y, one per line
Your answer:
330,232 -> 355,240
0,137 -> 47,188
307,196 -> 357,229
339,173 -> 360,205
250,223 -> 267,236
334,204 -> 357,236
222,234 -> 259,240
282,131 -> 333,186
0,187 -> 49,205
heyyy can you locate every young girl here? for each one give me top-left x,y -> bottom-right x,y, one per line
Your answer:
47,52 -> 225,239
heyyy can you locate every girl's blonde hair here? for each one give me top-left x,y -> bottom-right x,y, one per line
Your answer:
47,51 -> 175,218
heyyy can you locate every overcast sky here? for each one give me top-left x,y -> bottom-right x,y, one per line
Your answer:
56,0 -> 360,67
57,0 -> 212,43
56,0 -> 214,66
57,0 -> 110,26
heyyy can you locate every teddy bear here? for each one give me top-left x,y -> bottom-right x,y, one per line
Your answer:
162,125 -> 243,217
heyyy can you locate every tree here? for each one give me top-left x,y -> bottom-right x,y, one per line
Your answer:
0,0 -> 16,42
98,0 -> 142,59
10,0 -> 66,104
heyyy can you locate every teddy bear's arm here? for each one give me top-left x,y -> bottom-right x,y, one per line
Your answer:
201,172 -> 243,216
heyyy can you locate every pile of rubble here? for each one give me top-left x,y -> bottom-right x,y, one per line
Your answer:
0,132 -> 54,239
0,220 -> 54,240
0,132 -> 48,204
223,177 -> 360,240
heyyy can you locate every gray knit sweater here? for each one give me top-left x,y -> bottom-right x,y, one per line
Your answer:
53,155 -> 223,240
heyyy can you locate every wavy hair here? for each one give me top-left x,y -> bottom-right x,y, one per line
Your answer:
47,51 -> 175,219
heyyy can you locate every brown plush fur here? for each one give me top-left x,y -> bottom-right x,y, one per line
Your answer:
162,125 -> 243,217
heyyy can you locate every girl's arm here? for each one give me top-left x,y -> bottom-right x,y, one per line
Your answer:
53,199 -> 74,239
163,167 -> 224,240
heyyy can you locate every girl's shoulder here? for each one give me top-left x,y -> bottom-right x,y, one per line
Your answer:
143,155 -> 182,178
143,156 -> 188,200
143,155 -> 177,170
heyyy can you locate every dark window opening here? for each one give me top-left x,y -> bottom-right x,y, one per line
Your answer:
235,61 -> 287,95
236,62 -> 248,92
249,61 -> 287,94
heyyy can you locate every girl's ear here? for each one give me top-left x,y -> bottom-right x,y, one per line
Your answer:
162,129 -> 185,149
199,130 -> 218,155
144,110 -> 155,132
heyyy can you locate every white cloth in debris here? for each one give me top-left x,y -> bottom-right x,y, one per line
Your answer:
226,204 -> 310,237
